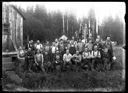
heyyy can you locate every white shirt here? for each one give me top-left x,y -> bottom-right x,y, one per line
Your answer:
82,52 -> 90,59
82,39 -> 85,43
91,50 -> 101,58
63,53 -> 72,62
36,44 -> 43,50
52,46 -> 56,53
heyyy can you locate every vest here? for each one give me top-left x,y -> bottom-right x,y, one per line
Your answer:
83,52 -> 89,58
92,50 -> 100,57
36,54 -> 43,63
36,44 -> 42,50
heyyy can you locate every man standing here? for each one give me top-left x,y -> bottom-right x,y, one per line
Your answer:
35,40 -> 43,52
25,48 -> 35,72
77,39 -> 84,54
34,50 -> 45,72
17,46 -> 26,72
69,40 -> 76,55
104,36 -> 113,63
85,40 -> 93,53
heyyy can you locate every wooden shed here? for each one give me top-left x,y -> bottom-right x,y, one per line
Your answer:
2,3 -> 25,56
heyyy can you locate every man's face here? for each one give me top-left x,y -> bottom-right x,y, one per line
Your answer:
45,52 -> 48,55
66,50 -> 69,54
37,40 -> 40,44
19,46 -> 22,50
79,39 -> 81,42
28,48 -> 31,51
89,40 -> 92,43
56,51 -> 59,54
76,51 -> 79,55
85,48 -> 88,52
94,46 -> 98,50
96,39 -> 99,42
107,37 -> 110,41
97,35 -> 100,39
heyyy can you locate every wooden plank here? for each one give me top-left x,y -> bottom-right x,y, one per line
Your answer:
2,51 -> 18,56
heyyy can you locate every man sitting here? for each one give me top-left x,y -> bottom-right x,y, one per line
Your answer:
82,47 -> 91,71
63,49 -> 73,71
54,50 -> 62,72
72,51 -> 82,65
34,50 -> 45,72
72,51 -> 82,71
43,51 -> 52,73
91,45 -> 101,71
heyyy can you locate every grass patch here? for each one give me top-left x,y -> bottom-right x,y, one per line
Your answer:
2,46 -> 125,91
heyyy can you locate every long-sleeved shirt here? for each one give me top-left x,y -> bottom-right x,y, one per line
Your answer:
35,53 -> 44,65
91,50 -> 101,58
85,43 -> 93,51
82,51 -> 91,59
77,42 -> 84,52
35,43 -> 43,50
63,53 -> 72,62
73,54 -> 82,62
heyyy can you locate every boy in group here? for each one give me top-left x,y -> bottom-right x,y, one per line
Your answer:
34,50 -> 45,73
82,47 -> 91,71
91,45 -> 101,71
63,49 -> 73,71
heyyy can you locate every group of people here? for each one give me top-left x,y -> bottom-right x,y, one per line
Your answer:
17,34 -> 116,73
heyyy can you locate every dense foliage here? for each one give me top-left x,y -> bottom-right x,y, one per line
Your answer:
19,5 -> 124,45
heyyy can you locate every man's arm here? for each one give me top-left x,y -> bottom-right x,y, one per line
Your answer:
34,55 -> 38,65
82,52 -> 85,59
17,51 -> 20,59
63,54 -> 66,62
98,51 -> 101,58
79,55 -> 82,62
42,54 -> 44,67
